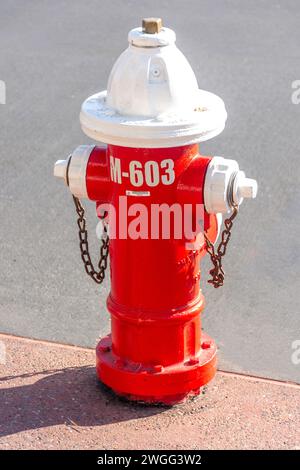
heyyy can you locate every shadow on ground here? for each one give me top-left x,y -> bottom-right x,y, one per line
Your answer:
0,366 -> 167,438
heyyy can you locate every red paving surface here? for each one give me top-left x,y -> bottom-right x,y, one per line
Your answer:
0,333 -> 299,450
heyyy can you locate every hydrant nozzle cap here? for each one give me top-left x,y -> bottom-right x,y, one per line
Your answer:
204,157 -> 258,213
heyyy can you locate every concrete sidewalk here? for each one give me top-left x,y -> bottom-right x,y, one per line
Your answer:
0,333 -> 299,450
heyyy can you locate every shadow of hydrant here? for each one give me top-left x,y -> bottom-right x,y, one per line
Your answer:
0,365 -> 166,438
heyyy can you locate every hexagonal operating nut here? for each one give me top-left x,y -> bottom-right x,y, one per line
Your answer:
54,158 -> 69,184
142,18 -> 162,34
232,171 -> 258,205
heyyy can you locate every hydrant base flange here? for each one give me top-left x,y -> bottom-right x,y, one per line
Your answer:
96,333 -> 217,405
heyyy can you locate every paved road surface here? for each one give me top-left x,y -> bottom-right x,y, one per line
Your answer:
0,1 -> 299,382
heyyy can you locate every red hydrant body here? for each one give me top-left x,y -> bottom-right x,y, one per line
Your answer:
54,19 -> 257,405
86,144 -> 218,403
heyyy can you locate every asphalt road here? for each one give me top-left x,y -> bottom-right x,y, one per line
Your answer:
0,0 -> 299,383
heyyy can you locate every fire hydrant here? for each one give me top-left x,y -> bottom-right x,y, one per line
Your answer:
54,19 -> 257,404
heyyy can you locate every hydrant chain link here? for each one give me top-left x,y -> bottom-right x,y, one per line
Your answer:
73,196 -> 109,284
204,206 -> 239,288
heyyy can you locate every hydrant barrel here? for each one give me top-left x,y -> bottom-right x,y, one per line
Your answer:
96,143 -> 218,401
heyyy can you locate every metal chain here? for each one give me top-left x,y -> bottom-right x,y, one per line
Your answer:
72,196 -> 109,284
72,193 -> 236,288
204,206 -> 239,288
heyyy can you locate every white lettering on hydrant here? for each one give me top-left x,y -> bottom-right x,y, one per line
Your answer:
110,156 -> 175,187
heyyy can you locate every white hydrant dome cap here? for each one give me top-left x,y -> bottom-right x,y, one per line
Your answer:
106,28 -> 199,118
80,19 -> 228,148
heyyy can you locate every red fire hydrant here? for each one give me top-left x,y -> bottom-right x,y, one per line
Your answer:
54,19 -> 257,404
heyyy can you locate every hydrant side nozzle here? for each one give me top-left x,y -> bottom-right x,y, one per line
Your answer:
53,145 -> 96,198
204,156 -> 258,214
